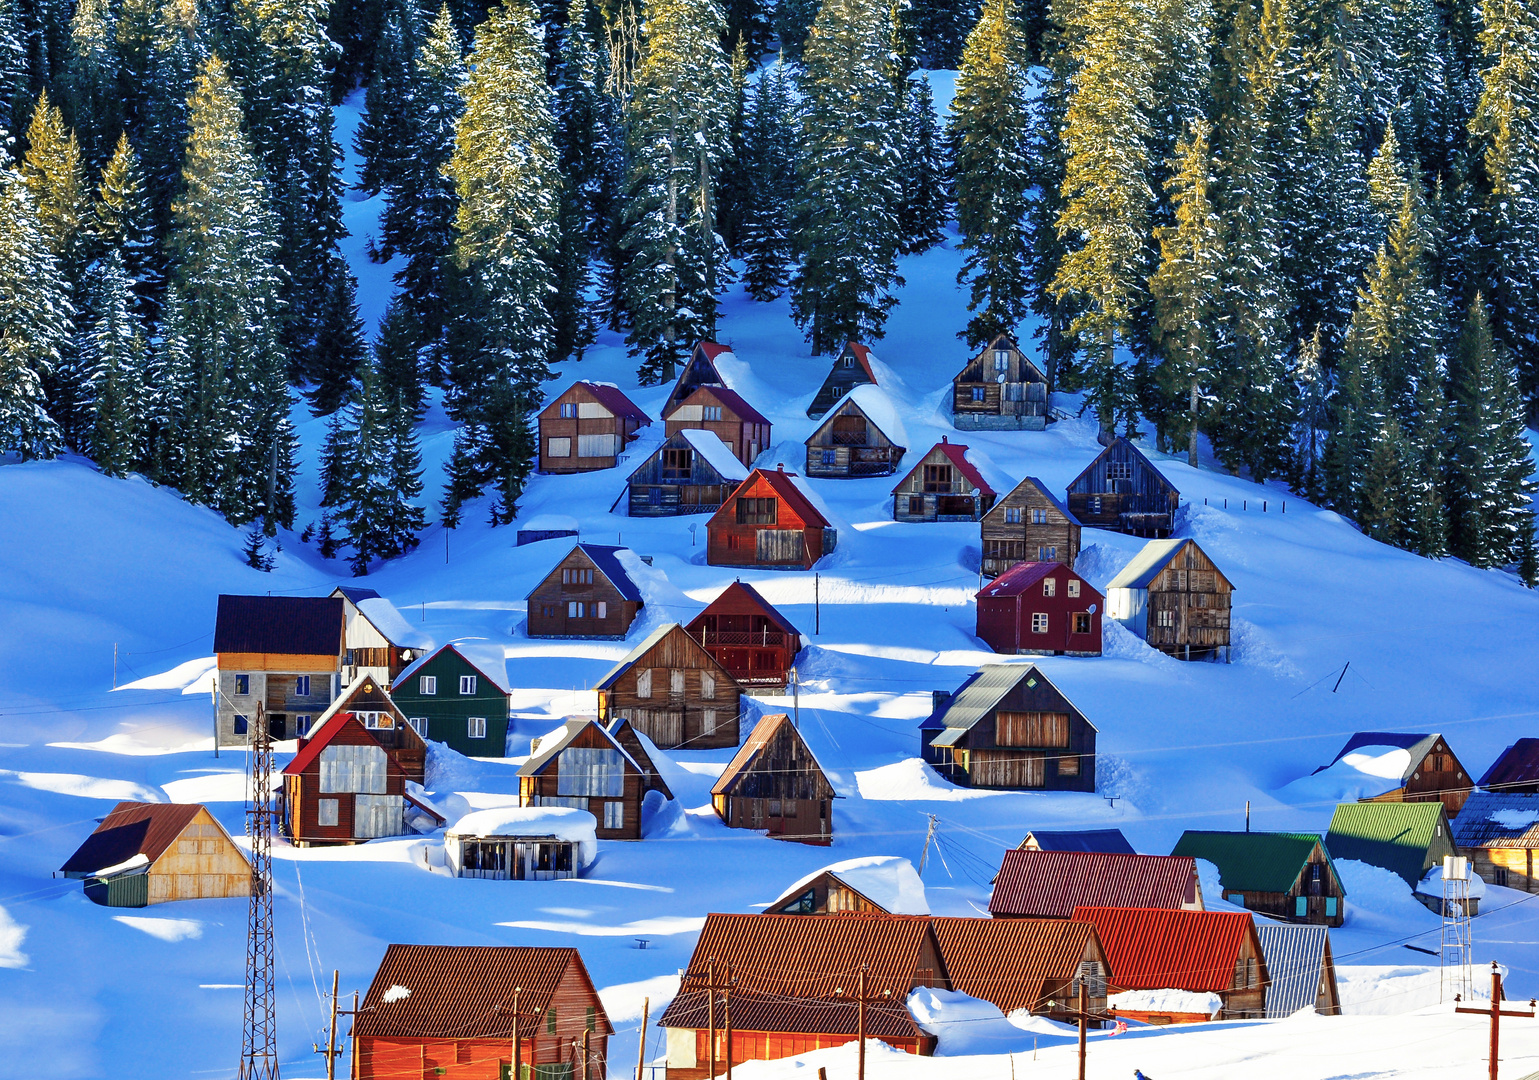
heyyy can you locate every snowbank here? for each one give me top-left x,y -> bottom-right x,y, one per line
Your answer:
1417,862 -> 1486,900
1278,746 -> 1409,805
840,384 -> 910,449
906,987 -> 1036,1056
770,855 -> 929,915
517,513 -> 579,533
91,852 -> 150,878
1109,989 -> 1222,1016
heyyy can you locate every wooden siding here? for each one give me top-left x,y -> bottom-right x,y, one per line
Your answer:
685,589 -> 799,692
1365,739 -> 1473,816
942,678 -> 1095,793
892,443 -> 997,523
707,475 -> 831,571
1066,439 -> 1179,536
1470,847 -> 1539,892
144,807 -> 251,903
1220,843 -> 1346,928
712,721 -> 834,845
980,479 -> 1082,578
539,382 -> 646,474
598,626 -> 742,749
804,399 -> 905,479
766,871 -> 892,914
527,549 -> 642,639
628,432 -> 742,517
807,344 -> 879,418
284,716 -> 410,846
1142,545 -> 1233,656
327,678 -> 427,783
951,335 -> 1049,425
665,387 -> 771,467
519,724 -> 648,841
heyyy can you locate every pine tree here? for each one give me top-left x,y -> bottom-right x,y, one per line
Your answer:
790,0 -> 904,353
550,0 -> 609,363
1293,325 -> 1330,502
1322,323 -> 1384,518
1358,416 -> 1415,546
63,0 -> 121,165
21,91 -> 86,264
138,0 -> 206,236
1023,0 -> 1078,387
714,38 -> 752,258
738,53 -> 796,300
916,0 -> 979,66
950,0 -> 1034,348
307,272 -> 367,414
81,250 -> 149,476
618,0 -> 733,382
243,519 -> 276,569
89,134 -> 162,318
0,160 -> 70,459
772,0 -> 820,57
0,0 -> 28,140
355,0 -> 423,198
896,74 -> 946,255
141,281 -> 194,486
374,296 -> 426,418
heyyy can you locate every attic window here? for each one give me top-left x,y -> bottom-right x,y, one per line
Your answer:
1025,677 -> 1038,688
842,355 -> 853,367
994,351 -> 1009,371
703,406 -> 723,421
1032,509 -> 1048,525
560,403 -> 577,418
1107,461 -> 1133,481
1005,507 -> 1022,524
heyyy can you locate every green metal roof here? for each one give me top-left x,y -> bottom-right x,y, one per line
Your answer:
1325,802 -> 1449,887
1170,831 -> 1337,895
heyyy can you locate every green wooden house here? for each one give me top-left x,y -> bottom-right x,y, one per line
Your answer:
389,643 -> 513,756
1171,830 -> 1346,927
1325,802 -> 1462,910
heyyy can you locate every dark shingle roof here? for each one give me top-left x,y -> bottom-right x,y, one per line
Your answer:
1022,829 -> 1136,855
1321,732 -> 1441,786
213,595 -> 344,656
1451,791 -> 1539,848
1477,739 -> 1539,791
332,586 -> 381,604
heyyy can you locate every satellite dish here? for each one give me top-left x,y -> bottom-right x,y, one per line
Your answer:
996,373 -> 1007,384
1087,604 -> 1098,614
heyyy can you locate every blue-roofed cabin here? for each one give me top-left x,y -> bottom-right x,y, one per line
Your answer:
526,544 -> 644,640
1065,438 -> 1180,536
1020,828 -> 1136,855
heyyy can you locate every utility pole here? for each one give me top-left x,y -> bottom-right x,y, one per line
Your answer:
238,703 -> 279,1080
724,963 -> 733,1080
1077,979 -> 1088,1080
580,1028 -> 590,1080
814,573 -> 819,635
836,965 -> 888,1080
1456,963 -> 1535,1080
500,986 -> 538,1080
791,668 -> 799,730
686,960 -> 735,1079
635,996 -> 650,1080
315,970 -> 340,1080
918,814 -> 938,875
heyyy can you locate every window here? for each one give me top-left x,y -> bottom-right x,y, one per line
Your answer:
1032,613 -> 1049,634
1230,893 -> 1245,908
1296,896 -> 1308,917
703,406 -> 722,421
459,675 -> 477,695
1032,508 -> 1049,525
1004,507 -> 1022,524
540,604 -> 557,618
703,709 -> 718,734
1106,461 -> 1133,481
234,674 -> 250,696
603,801 -> 624,830
736,497 -> 777,524
670,669 -> 685,694
922,464 -> 952,492
1088,496 -> 1102,514
636,668 -> 652,698
787,887 -> 817,913
468,717 -> 487,739
234,714 -> 249,735
358,712 -> 383,729
547,1008 -> 557,1034
320,743 -> 389,793
1068,579 -> 1080,598
971,386 -> 986,402
317,799 -> 339,827
568,601 -> 587,618
1043,578 -> 1056,597
842,354 -> 854,367
661,447 -> 692,479
562,567 -> 594,585
1073,612 -> 1092,634
701,672 -> 716,700
1038,545 -> 1057,562
822,449 -> 836,466
560,402 -> 578,418
577,433 -> 616,458
420,675 -> 437,695
597,601 -> 607,619
768,799 -> 783,817
1326,897 -> 1338,916
296,715 -> 312,734
547,437 -> 571,457
1057,753 -> 1080,776
908,496 -> 924,515
559,748 -> 627,797
586,1006 -> 597,1032
1494,867 -> 1510,886
409,717 -> 429,736
295,675 -> 311,697
994,350 -> 1010,371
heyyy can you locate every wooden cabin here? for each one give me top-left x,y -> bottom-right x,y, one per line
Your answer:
664,385 -> 772,468
354,944 -> 612,1080
626,428 -> 747,517
1315,732 -> 1473,815
58,802 -> 251,908
304,673 -> 427,781
804,384 -> 907,479
979,476 -> 1083,579
951,333 -> 1049,430
1106,538 -> 1233,660
765,856 -> 928,915
606,715 -> 676,802
594,623 -> 742,750
1478,738 -> 1539,793
975,561 -> 1103,657
390,643 -> 513,756
516,513 -> 579,547
1171,831 -> 1346,927
989,850 -> 1203,918
659,913 -> 947,1078
930,916 -> 1111,1027
1453,791 -> 1539,892
282,702 -> 425,846
1019,829 -> 1136,855
663,341 -> 733,418
1075,907 -> 1270,1022
518,718 -> 671,841
526,543 -> 645,640
1255,923 -> 1341,1017
332,586 -> 433,686
807,341 -> 880,418
1065,437 -> 1180,536
684,580 -> 802,692
1325,802 -> 1464,910
891,437 -> 997,522
537,380 -> 650,474
707,466 -> 837,571
712,713 -> 836,845
925,664 -> 1096,792
445,806 -> 597,880
214,594 -> 344,743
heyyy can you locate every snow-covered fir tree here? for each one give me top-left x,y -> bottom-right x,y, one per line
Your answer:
738,53 -> 797,301
64,0 -> 120,165
355,0 -> 423,198
550,0 -> 610,363
80,249 -> 148,477
896,75 -> 946,256
0,160 -> 71,461
89,133 -> 162,319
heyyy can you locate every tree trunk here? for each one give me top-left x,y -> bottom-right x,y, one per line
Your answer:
1189,378 -> 1199,468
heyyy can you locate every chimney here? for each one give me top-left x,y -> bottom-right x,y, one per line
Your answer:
932,690 -> 949,712
941,435 -> 948,444
777,462 -> 784,471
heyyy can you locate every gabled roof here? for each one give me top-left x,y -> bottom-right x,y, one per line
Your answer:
919,672 -> 983,733
734,467 -> 831,529
354,944 -> 611,1039
930,916 -> 1098,1014
954,332 -> 1048,384
677,428 -> 750,481
392,642 -> 513,695
697,342 -> 733,362
1171,831 -> 1337,896
526,543 -> 643,603
770,856 -> 928,915
283,703 -> 408,777
1321,732 -> 1443,786
986,476 -> 1081,527
1452,791 -> 1539,848
1023,829 -> 1136,855
1255,923 -> 1333,1018
844,342 -> 879,383
1072,907 -> 1259,993
518,717 -> 642,778
672,384 -> 772,428
1479,739 -> 1539,791
1324,802 -> 1450,887
594,623 -> 729,692
929,665 -> 1092,746
807,384 -> 909,448
977,561 -> 1100,600
712,713 -> 828,797
606,716 -> 676,800
990,850 -> 1196,918
893,438 -> 995,497
582,381 -> 649,422
1106,538 -> 1230,592
59,802 -> 238,876
332,585 -> 381,604
688,580 -> 800,638
1067,437 -> 1177,496
213,595 -> 344,656
355,595 -> 435,650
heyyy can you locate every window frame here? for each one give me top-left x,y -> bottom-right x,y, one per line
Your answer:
234,674 -> 250,696
420,675 -> 437,696
459,675 -> 477,695
468,716 -> 488,739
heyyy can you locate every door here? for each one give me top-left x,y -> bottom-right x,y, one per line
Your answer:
267,712 -> 286,740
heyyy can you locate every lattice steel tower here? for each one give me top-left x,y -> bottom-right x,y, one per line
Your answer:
239,704 -> 280,1079
1440,854 -> 1473,1004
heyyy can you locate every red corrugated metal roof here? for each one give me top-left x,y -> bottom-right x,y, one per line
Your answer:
59,802 -> 212,874
990,850 -> 1197,918
1072,907 -> 1256,992
283,711 -> 361,775
664,989 -> 922,1039
976,562 -> 1103,601
578,381 -> 650,422
892,439 -> 995,497
930,917 -> 1097,1014
698,342 -> 732,361
846,343 -> 878,383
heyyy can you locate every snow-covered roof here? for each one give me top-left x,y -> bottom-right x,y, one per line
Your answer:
1105,539 -> 1187,591
1109,988 -> 1222,1016
393,642 -> 513,695
518,513 -> 579,533
679,428 -> 749,481
518,718 -> 642,778
820,384 -> 908,448
357,596 -> 435,651
1417,861 -> 1486,899
1453,791 -> 1539,847
771,855 -> 929,915
447,805 -> 597,842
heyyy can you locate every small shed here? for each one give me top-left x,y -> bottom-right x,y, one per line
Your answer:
684,579 -> 803,692
1106,538 -> 1234,660
332,587 -> 433,686
1065,437 -> 1180,536
445,806 -> 598,880
214,594 -> 344,743
979,476 -> 1083,579
518,717 -> 668,841
595,622 -> 742,749
1451,790 -> 1539,892
766,855 -> 928,915
990,850 -> 1202,918
1313,732 -> 1473,815
1478,739 -> 1539,793
807,341 -> 881,418
891,437 -> 998,522
951,332 -> 1049,430
516,513 -> 580,547
930,916 -> 1111,1025
664,385 -> 772,468
626,428 -> 748,517
58,801 -> 251,907
1171,831 -> 1346,927
537,380 -> 650,473
975,561 -> 1103,657
389,642 -> 513,756
526,543 -> 645,640
1325,801 -> 1460,903
1255,923 -> 1341,1017
1074,906 -> 1269,1022
663,340 -> 733,417
1019,829 -> 1135,855
804,384 -> 908,479
282,699 -> 424,846
707,466 -> 838,571
353,944 -> 612,1080
712,713 -> 836,845
926,664 -> 1096,792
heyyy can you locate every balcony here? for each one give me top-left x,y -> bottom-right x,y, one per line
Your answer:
697,629 -> 787,647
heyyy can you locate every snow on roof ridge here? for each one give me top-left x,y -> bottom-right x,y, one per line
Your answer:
679,428 -> 750,481
770,855 -> 929,915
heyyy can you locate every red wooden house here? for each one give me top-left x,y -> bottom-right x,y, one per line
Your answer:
975,561 -> 1103,656
354,944 -> 613,1080
537,381 -> 650,473
685,580 -> 802,691
707,466 -> 837,571
891,437 -> 998,522
282,702 -> 426,846
664,385 -> 772,468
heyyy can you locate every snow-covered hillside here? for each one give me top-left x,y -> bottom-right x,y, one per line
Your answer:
2,91 -> 1539,1080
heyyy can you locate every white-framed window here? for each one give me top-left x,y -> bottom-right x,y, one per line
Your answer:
459,675 -> 477,695
971,386 -> 986,402
1043,578 -> 1056,597
468,717 -> 487,739
234,674 -> 250,695
317,799 -> 339,827
1032,508 -> 1049,524
703,709 -> 718,735
994,351 -> 1010,371
597,601 -> 608,619
420,675 -> 437,695
636,668 -> 652,698
295,675 -> 311,697
701,672 -> 716,700
578,433 -> 617,458
842,354 -> 853,368
703,406 -> 722,421
1068,579 -> 1080,598
568,601 -> 586,618
548,437 -> 572,457
296,715 -> 312,735
1156,610 -> 1175,628
562,567 -> 594,585
604,801 -> 624,830
1032,613 -> 1049,634
560,402 -> 578,418
358,711 -> 384,729
1004,507 -> 1022,524
408,717 -> 429,736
